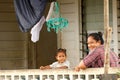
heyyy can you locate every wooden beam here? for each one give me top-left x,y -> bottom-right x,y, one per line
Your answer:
103,0 -> 112,79
104,0 -> 109,73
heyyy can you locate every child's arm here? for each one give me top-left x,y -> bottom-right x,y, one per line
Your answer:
40,65 -> 51,70
56,66 -> 68,69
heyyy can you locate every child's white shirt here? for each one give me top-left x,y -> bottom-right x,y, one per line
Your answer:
50,60 -> 70,69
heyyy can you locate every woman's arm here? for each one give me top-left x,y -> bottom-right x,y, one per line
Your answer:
75,60 -> 86,71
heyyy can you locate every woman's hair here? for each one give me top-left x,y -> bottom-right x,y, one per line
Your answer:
88,32 -> 104,45
56,48 -> 67,56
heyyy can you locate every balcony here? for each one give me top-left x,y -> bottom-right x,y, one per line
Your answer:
0,67 -> 119,80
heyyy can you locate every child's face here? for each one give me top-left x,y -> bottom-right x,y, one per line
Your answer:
56,52 -> 66,63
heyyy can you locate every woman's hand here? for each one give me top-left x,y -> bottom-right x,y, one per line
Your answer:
75,66 -> 81,72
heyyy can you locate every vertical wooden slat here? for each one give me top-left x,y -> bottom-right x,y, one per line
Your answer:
85,74 -> 89,80
104,0 -> 110,74
24,33 -> 29,68
69,74 -> 73,80
104,0 -> 112,80
40,75 -> 42,80
54,74 -> 57,80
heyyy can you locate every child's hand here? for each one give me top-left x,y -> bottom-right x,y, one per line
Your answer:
56,66 -> 68,69
40,66 -> 45,70
40,65 -> 51,70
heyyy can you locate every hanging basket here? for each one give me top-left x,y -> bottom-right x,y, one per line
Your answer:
46,17 -> 68,33
46,1 -> 69,33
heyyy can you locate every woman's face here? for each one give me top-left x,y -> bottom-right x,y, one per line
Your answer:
87,36 -> 100,51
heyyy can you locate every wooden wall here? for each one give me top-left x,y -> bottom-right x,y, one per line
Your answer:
0,0 -> 28,69
117,0 -> 120,55
58,0 -> 81,68
0,0 -> 57,69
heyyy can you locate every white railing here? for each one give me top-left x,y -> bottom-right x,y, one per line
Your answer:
0,67 -> 119,80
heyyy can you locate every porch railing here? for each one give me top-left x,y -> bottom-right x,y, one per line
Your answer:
0,67 -> 119,80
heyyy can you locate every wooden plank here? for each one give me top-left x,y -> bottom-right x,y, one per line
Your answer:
118,41 -> 120,48
0,59 -> 27,69
118,33 -> 120,41
0,3 -> 14,12
0,22 -> 20,31
117,9 -> 120,17
62,31 -> 75,41
62,14 -> 76,22
0,32 -> 26,40
58,0 -> 74,4
0,0 -> 28,69
60,3 -> 75,13
104,0 -> 111,79
0,41 -> 26,51
118,18 -> 120,25
104,14 -> 112,80
0,0 -> 13,3
0,50 -> 26,58
62,22 -> 75,32
0,13 -> 16,21
62,41 -> 75,49
117,0 -> 120,8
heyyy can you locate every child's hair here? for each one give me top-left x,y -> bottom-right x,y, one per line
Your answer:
56,48 -> 67,56
88,32 -> 104,45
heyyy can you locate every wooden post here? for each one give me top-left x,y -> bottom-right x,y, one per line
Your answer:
104,0 -> 109,48
103,0 -> 112,79
103,27 -> 112,80
104,0 -> 109,73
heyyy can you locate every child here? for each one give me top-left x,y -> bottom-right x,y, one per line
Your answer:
40,48 -> 70,69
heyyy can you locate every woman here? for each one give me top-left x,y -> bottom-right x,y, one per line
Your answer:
75,32 -> 118,71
